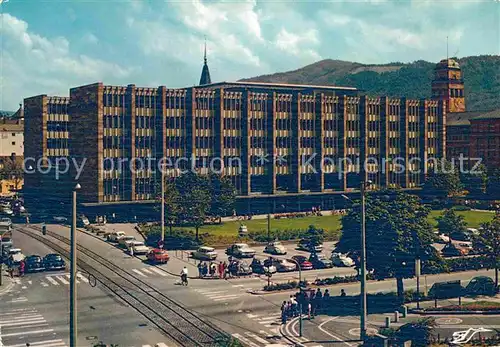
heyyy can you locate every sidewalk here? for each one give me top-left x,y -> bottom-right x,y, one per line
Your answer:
0,268 -> 15,296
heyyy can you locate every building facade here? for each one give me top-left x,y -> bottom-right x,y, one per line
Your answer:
0,116 -> 24,196
431,58 -> 466,113
24,80 -> 446,215
469,109 -> 500,169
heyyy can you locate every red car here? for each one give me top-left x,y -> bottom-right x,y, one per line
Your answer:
291,255 -> 313,271
147,249 -> 170,264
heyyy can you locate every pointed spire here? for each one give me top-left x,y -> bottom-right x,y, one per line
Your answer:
199,36 -> 212,86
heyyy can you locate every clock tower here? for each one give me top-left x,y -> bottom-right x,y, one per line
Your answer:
431,58 -> 465,113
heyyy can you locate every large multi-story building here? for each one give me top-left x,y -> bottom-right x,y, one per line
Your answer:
24,57 -> 447,217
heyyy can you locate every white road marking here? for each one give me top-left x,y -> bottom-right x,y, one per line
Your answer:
133,269 -> 147,277
76,272 -> 89,283
232,284 -> 245,288
0,315 -> 44,324
246,313 -> 260,319
213,295 -> 240,301
155,343 -> 169,347
204,291 -> 228,296
142,268 -> 153,275
56,275 -> 70,285
148,267 -> 168,276
317,317 -> 355,347
231,333 -> 259,347
46,276 -> 59,285
41,282 -> 49,287
2,320 -> 48,327
21,286 -> 27,289
142,345 -> 152,347
244,332 -> 268,344
28,280 -> 33,285
1,328 -> 54,337
5,339 -> 66,347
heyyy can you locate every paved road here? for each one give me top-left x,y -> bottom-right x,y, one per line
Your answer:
0,229 -> 176,347
10,224 -> 499,347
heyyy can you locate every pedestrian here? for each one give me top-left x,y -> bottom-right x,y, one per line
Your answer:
281,301 -> 288,324
290,295 -> 297,317
324,289 -> 330,300
314,288 -> 323,314
340,289 -> 346,297
223,261 -> 228,279
19,260 -> 25,277
210,262 -> 217,277
218,261 -> 224,279
197,262 -> 203,278
8,266 -> 14,278
129,246 -> 134,257
202,262 -> 208,277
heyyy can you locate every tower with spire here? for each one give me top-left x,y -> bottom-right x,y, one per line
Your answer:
199,37 -> 212,86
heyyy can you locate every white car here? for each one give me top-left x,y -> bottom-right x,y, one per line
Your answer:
191,246 -> 218,260
226,243 -> 256,258
118,236 -> 136,248
264,241 -> 287,255
331,252 -> 355,267
127,241 -> 149,255
107,231 -> 126,242
276,259 -> 296,272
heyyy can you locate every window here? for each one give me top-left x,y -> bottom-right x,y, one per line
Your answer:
11,142 -> 15,146
11,133 -> 15,137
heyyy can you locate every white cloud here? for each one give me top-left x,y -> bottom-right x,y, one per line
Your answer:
274,28 -> 321,60
82,32 -> 99,44
0,13 -> 134,109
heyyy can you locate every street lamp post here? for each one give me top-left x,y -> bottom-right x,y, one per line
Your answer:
288,258 -> 303,337
70,183 -> 81,347
161,164 -> 165,243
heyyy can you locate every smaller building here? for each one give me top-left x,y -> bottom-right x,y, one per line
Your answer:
0,107 -> 24,197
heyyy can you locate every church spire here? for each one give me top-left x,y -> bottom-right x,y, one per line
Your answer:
199,36 -> 212,85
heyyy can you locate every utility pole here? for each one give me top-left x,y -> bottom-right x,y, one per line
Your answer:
416,258 -> 421,310
70,183 -> 81,347
267,207 -> 271,244
161,164 -> 165,243
360,181 -> 368,342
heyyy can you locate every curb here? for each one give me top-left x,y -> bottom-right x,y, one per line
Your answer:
280,318 -> 306,347
411,309 -> 500,315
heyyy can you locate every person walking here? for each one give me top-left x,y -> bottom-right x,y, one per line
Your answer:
129,246 -> 134,257
340,289 -> 346,297
19,260 -> 25,277
223,261 -> 228,279
314,288 -> 323,314
202,262 -> 208,277
218,261 -> 224,279
289,295 -> 298,317
197,262 -> 203,278
281,301 -> 288,324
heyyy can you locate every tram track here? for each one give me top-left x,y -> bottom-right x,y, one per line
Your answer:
17,225 -> 229,347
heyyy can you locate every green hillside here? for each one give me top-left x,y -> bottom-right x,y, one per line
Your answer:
240,55 -> 500,111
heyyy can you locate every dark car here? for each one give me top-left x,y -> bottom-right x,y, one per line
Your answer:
309,253 -> 333,269
229,260 -> 253,276
297,239 -> 323,253
466,276 -> 498,296
43,254 -> 66,271
250,258 -> 277,274
25,255 -> 45,273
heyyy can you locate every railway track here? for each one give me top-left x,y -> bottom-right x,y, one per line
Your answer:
17,226 -> 229,347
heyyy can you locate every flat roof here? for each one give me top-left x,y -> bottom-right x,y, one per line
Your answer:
195,81 -> 358,91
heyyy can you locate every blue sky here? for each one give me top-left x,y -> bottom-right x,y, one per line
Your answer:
1,0 -> 499,110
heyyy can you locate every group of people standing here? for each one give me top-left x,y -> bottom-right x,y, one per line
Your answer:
281,288 -> 336,324
6,258 -> 25,278
197,261 -> 228,279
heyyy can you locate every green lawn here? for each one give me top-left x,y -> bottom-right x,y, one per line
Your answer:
175,209 -> 495,237
427,210 -> 495,228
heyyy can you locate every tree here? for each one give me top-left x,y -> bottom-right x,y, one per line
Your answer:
395,317 -> 436,347
435,209 -> 468,242
486,168 -> 500,197
0,156 -> 24,190
336,192 -> 435,298
473,212 -> 500,288
208,173 -> 236,222
304,225 -> 324,249
176,172 -> 211,241
424,159 -> 464,197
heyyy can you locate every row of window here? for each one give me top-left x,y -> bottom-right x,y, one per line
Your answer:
47,104 -> 68,115
46,138 -> 68,149
47,122 -> 68,132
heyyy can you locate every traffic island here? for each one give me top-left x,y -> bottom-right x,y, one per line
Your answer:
411,300 -> 500,315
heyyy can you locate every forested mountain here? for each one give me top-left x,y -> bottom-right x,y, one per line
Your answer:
240,55 -> 500,111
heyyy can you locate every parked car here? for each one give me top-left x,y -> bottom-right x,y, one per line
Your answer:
229,260 -> 253,276
226,243 -> 256,258
77,215 -> 90,227
147,249 -> 170,264
2,207 -> 13,216
43,254 -> 66,271
264,241 -> 287,255
118,235 -> 136,248
127,241 -> 149,255
296,239 -> 323,253
107,231 -> 126,242
250,258 -> 277,274
331,252 -> 355,267
7,248 -> 25,266
442,241 -> 472,257
309,253 -> 333,269
290,255 -> 313,270
53,216 -> 68,223
466,276 -> 498,296
274,258 -> 296,272
191,246 -> 218,260
25,255 -> 45,273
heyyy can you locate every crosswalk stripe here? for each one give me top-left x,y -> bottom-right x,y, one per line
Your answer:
77,272 -> 89,283
246,313 -> 260,319
213,295 -> 239,301
142,268 -> 153,274
57,275 -> 70,285
149,267 -> 168,277
142,345 -> 152,347
65,274 -> 80,283
133,269 -> 147,277
204,291 -> 227,296
244,332 -> 269,344
155,343 -> 169,347
3,320 -> 48,328
41,282 -> 49,287
231,333 -> 259,347
5,339 -> 66,347
46,276 -> 59,285
0,315 -> 44,323
1,328 -> 54,337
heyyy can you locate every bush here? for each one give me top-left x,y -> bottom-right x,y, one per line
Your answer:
452,205 -> 472,211
146,228 -> 201,250
247,227 -> 340,243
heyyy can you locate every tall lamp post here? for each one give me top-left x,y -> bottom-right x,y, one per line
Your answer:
70,183 -> 81,347
288,258 -> 303,337
161,164 -> 165,244
342,179 -> 371,342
